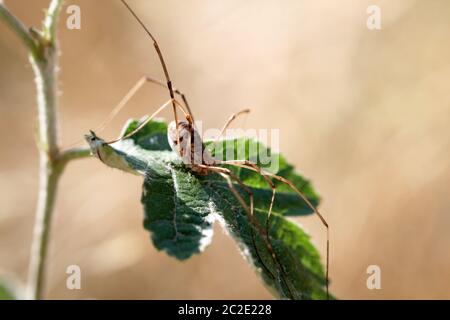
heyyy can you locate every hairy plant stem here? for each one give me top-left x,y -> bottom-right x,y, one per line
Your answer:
0,0 -> 91,299
28,151 -> 61,300
27,48 -> 61,300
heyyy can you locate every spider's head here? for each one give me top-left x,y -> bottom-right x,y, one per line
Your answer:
167,120 -> 211,167
167,120 -> 214,168
167,121 -> 190,156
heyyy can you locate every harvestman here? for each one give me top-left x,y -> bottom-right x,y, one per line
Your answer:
86,0 -> 330,298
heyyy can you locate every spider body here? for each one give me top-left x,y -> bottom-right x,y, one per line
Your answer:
167,120 -> 215,176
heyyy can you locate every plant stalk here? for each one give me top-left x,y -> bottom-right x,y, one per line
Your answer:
0,0 -> 91,300
27,153 -> 61,300
26,38 -> 61,298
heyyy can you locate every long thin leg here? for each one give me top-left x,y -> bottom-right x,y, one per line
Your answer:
64,76 -> 192,149
141,75 -> 194,123
199,165 -> 269,246
93,76 -> 190,134
200,164 -> 295,298
214,109 -> 251,143
106,98 -> 186,144
270,173 -> 329,299
201,165 -> 255,224
221,162 -> 276,234
219,160 -> 330,299
121,0 -> 182,148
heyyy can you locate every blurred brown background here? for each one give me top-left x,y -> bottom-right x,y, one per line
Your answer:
0,0 -> 449,299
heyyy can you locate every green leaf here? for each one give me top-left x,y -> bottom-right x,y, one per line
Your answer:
141,154 -> 215,260
0,278 -> 21,300
86,119 -> 329,299
0,284 -> 15,300
122,118 -> 171,151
